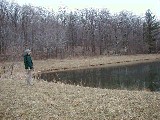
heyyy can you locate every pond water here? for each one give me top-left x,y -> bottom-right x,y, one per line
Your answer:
40,61 -> 160,91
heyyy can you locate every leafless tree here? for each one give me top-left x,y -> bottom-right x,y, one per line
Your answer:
1,0 -> 159,61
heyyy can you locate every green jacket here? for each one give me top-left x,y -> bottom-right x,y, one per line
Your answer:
24,54 -> 33,69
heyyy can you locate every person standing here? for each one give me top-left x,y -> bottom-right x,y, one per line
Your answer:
24,49 -> 34,85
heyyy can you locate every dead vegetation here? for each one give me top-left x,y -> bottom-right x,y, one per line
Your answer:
0,78 -> 160,120
0,54 -> 160,119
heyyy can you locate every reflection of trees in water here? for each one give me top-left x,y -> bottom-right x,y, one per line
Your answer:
147,65 -> 159,91
41,62 -> 160,91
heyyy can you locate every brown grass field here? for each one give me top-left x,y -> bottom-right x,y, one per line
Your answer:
0,54 -> 160,119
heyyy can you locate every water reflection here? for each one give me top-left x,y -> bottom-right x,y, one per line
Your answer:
40,61 -> 160,91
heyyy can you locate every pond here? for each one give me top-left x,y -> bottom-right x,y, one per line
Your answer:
40,61 -> 160,91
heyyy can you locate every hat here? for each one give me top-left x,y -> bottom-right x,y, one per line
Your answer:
25,49 -> 31,53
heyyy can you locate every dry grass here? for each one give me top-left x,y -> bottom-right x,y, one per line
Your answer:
1,54 -> 160,74
0,78 -> 160,120
35,54 -> 160,73
0,54 -> 160,120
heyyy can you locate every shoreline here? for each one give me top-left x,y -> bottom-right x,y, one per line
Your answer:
38,55 -> 160,74
1,54 -> 160,119
1,54 -> 160,77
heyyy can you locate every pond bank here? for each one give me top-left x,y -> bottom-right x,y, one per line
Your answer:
36,54 -> 160,74
0,78 -> 160,119
1,54 -> 160,119
1,54 -> 160,79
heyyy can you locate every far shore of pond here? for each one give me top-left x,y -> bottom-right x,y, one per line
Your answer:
1,54 -> 160,77
35,54 -> 160,74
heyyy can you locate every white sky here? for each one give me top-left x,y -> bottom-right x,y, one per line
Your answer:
11,0 -> 160,19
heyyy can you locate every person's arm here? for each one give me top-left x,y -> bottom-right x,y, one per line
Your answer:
27,56 -> 33,69
24,55 -> 28,69
30,57 -> 34,70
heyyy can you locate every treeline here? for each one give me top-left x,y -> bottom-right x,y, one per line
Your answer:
0,0 -> 160,61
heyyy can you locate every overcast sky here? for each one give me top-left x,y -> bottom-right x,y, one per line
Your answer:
12,0 -> 160,19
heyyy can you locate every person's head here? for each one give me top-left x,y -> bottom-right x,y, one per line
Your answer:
25,49 -> 31,55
